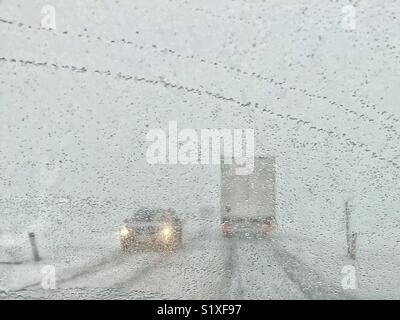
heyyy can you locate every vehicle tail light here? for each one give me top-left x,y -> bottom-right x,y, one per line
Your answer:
221,222 -> 234,233
261,223 -> 273,233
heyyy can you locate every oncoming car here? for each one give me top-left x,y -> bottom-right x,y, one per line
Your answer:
119,208 -> 183,252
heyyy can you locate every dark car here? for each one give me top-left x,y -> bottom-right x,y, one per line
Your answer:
119,208 -> 183,252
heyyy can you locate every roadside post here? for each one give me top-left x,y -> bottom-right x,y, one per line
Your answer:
349,232 -> 357,260
28,232 -> 41,262
345,201 -> 357,260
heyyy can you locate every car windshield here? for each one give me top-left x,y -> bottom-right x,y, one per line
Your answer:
130,212 -> 156,222
1,0 -> 400,300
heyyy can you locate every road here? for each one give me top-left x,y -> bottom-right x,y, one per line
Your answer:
1,228 -> 354,300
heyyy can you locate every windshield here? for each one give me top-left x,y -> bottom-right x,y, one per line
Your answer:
1,0 -> 399,300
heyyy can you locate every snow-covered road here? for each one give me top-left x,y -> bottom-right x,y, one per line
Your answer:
1,227 -> 361,300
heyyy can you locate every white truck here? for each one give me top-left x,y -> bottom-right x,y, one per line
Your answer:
220,156 -> 277,237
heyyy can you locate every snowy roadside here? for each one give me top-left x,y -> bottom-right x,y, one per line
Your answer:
271,229 -> 400,299
0,218 -> 217,295
0,231 -> 121,292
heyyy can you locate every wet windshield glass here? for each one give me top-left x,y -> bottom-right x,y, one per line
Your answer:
1,0 -> 399,300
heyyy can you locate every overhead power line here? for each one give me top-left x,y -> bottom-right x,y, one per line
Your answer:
1,56 -> 399,171
1,17 -> 400,144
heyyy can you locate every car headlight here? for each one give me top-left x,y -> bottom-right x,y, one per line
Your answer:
120,226 -> 132,238
160,225 -> 174,240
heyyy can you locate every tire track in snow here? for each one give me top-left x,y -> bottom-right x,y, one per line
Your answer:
221,239 -> 245,299
20,251 -> 123,290
112,229 -> 208,290
271,241 -> 358,300
19,251 -> 161,291
113,252 -> 177,290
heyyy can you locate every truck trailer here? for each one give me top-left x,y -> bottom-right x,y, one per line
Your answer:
220,156 -> 277,237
